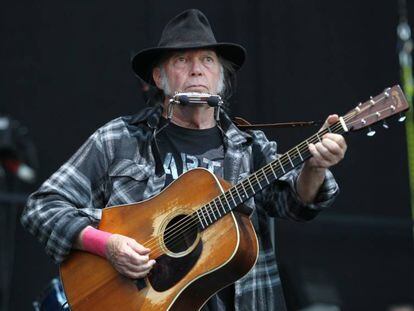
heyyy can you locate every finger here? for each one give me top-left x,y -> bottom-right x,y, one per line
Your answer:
308,143 -> 319,158
315,143 -> 337,163
314,142 -> 336,163
122,260 -> 156,279
308,144 -> 331,168
126,252 -> 150,266
322,133 -> 347,149
127,239 -> 151,255
326,114 -> 339,125
122,258 -> 155,274
110,243 -> 149,266
136,259 -> 156,272
321,138 -> 343,156
320,114 -> 339,131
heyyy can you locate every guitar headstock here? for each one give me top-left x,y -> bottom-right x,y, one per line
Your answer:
343,85 -> 409,132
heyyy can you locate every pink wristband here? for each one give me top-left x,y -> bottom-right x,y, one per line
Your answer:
81,226 -> 112,258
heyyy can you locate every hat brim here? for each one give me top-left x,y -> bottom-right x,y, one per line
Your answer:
131,43 -> 246,85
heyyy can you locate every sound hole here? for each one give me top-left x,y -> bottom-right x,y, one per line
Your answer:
164,214 -> 198,254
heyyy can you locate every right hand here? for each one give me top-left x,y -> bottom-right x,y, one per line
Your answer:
105,234 -> 156,279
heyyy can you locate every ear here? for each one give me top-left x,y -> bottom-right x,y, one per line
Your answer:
152,67 -> 162,89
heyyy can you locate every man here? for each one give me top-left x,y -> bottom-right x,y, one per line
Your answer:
21,9 -> 346,310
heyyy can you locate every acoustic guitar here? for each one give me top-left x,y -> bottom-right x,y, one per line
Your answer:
60,85 -> 409,310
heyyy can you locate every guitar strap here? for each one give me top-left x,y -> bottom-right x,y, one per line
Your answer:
233,116 -> 323,130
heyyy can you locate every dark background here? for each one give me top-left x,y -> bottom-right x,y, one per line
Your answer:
1,0 -> 413,310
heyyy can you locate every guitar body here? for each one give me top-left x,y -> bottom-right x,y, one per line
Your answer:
60,168 -> 259,311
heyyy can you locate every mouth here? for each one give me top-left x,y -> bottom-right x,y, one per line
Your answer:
184,85 -> 208,91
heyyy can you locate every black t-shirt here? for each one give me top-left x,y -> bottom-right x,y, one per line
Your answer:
156,118 -> 225,186
156,118 -> 235,310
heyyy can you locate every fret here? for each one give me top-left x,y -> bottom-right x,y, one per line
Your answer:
232,185 -> 243,203
277,157 -> 286,173
270,164 -> 278,178
214,199 -> 226,214
241,182 -> 249,197
215,199 -> 225,214
254,174 -> 263,190
197,208 -> 208,229
263,169 -> 270,184
221,193 -> 232,211
196,210 -> 205,229
228,190 -> 237,206
327,126 -> 332,133
287,152 -> 294,167
234,185 -> 244,202
316,133 -> 322,142
247,177 -> 255,193
296,146 -> 304,161
205,206 -> 213,224
212,204 -> 217,220
212,201 -> 222,217
208,203 -> 218,220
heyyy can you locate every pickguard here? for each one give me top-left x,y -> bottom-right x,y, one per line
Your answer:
148,240 -> 203,292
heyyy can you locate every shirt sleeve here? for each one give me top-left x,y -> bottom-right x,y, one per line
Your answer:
20,129 -> 109,263
250,130 -> 339,221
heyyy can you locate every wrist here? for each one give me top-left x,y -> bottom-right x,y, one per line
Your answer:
302,162 -> 326,176
81,226 -> 113,258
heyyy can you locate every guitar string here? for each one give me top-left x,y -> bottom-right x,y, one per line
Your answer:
144,114 -> 357,256
144,118 -> 349,257
144,114 -> 360,257
146,125 -> 345,258
148,109 -> 394,258
150,97 -> 397,256
145,100 -> 392,257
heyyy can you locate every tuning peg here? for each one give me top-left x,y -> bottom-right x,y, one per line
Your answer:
398,113 -> 407,122
382,120 -> 389,129
367,127 -> 376,137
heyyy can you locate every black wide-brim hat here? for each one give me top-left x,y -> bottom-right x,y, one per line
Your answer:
131,9 -> 246,85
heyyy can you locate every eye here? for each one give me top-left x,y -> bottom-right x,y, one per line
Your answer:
177,56 -> 186,62
204,56 -> 214,63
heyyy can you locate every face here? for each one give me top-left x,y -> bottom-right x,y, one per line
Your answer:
153,49 -> 222,96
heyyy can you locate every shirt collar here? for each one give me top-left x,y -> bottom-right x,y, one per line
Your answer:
129,103 -> 253,147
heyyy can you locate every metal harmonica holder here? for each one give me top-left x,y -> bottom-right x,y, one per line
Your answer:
169,92 -> 223,107
168,92 -> 224,121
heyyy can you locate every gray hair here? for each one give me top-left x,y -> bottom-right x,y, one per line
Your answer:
217,56 -> 237,102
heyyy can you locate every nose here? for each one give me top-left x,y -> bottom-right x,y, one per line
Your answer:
189,59 -> 203,76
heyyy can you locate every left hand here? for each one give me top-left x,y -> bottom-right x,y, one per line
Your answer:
305,114 -> 347,170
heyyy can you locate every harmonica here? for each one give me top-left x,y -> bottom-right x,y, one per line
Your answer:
170,92 -> 223,107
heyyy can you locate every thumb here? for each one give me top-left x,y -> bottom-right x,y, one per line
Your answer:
320,114 -> 339,131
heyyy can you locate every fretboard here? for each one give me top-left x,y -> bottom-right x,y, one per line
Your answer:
193,120 -> 347,230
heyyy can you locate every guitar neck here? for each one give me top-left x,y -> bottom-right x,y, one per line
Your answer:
194,85 -> 410,229
193,119 -> 348,230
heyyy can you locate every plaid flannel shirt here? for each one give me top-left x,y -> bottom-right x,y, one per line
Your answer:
21,105 -> 338,311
